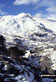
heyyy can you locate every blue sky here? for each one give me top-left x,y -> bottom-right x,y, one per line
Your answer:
0,0 -> 56,17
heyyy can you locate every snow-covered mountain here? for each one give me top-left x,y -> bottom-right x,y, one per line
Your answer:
0,13 -> 56,47
0,13 -> 56,81
34,17 -> 56,33
0,13 -> 56,70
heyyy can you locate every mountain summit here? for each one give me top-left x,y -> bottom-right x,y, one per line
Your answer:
0,13 -> 56,50
0,13 -> 56,43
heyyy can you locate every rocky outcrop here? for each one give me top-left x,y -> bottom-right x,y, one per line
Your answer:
0,35 -> 55,82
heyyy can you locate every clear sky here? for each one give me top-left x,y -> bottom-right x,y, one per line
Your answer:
0,0 -> 56,17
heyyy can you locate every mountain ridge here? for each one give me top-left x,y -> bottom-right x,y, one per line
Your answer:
0,13 -> 56,50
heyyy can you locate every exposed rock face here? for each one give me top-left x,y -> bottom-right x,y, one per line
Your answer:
8,46 -> 25,60
0,55 -> 41,82
0,35 -> 8,55
0,35 -> 5,46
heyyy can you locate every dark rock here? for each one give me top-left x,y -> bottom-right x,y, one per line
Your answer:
0,35 -> 5,46
0,35 -> 8,55
8,46 -> 25,60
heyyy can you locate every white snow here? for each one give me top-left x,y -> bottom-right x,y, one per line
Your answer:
4,64 -> 8,70
0,13 -> 40,43
23,50 -> 31,58
51,51 -> 56,70
0,13 -> 56,45
34,17 -> 56,33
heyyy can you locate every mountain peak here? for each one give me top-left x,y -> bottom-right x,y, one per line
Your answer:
16,13 -> 31,18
